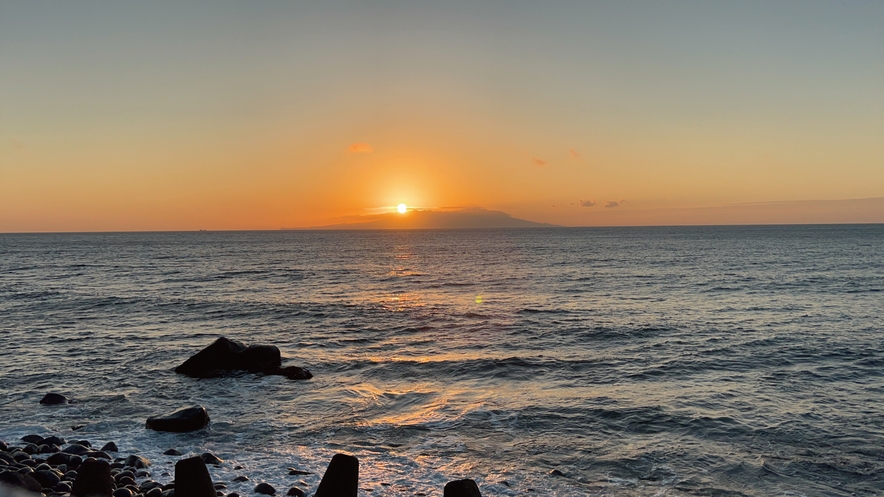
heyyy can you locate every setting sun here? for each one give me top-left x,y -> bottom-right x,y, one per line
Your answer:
397,203 -> 407,214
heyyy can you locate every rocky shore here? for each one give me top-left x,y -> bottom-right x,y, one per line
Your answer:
0,433 -> 482,497
0,338 -> 485,497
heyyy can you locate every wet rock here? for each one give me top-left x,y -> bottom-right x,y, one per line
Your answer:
269,366 -> 313,380
146,406 -> 210,433
21,436 -> 43,445
39,393 -> 68,405
287,468 -> 311,476
55,481 -> 72,493
163,449 -> 182,456
145,487 -> 163,497
444,479 -> 482,497
71,458 -> 114,497
100,442 -> 118,453
124,455 -> 150,469
314,453 -> 358,497
200,453 -> 223,465
43,436 -> 65,447
62,444 -> 90,456
174,337 -> 312,380
113,488 -> 134,497
30,469 -> 61,489
87,450 -> 112,460
232,476 -> 248,482
173,456 -> 215,497
74,441 -> 92,448
254,482 -> 276,495
0,441 -> 6,452
286,487 -> 305,497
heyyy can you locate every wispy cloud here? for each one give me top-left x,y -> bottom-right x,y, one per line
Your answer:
580,199 -> 596,207
570,149 -> 580,158
604,201 -> 620,208
348,142 -> 373,153
532,157 -> 547,166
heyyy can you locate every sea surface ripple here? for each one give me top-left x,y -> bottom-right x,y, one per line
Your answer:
1,226 -> 882,496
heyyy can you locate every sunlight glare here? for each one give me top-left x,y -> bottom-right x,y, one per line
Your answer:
397,203 -> 407,214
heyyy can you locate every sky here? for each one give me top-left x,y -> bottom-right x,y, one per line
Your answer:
1,1 -> 882,231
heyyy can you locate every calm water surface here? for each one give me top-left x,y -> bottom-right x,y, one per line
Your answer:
1,226 -> 882,496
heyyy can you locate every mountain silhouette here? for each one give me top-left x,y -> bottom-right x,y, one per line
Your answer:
303,207 -> 558,230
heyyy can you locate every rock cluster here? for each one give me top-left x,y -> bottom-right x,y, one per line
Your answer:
1,437 -> 485,497
0,435 -> 166,497
174,337 -> 312,380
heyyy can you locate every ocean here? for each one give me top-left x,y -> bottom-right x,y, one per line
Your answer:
1,226 -> 882,496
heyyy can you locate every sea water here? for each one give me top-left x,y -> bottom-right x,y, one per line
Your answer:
1,226 -> 882,496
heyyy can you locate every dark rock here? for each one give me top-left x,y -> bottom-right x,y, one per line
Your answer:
124,455 -> 150,469
113,488 -> 134,497
0,470 -> 27,488
287,468 -> 311,476
140,480 -> 162,491
174,337 -> 311,380
314,453 -> 358,497
62,444 -> 90,456
117,475 -> 136,487
271,366 -> 313,380
12,452 -> 30,462
286,487 -> 305,497
100,442 -> 118,453
254,482 -> 276,495
0,440 -> 6,451
173,456 -> 215,497
71,458 -> 114,497
20,459 -> 36,468
74,441 -> 92,448
21,444 -> 37,455
21,435 -> 43,445
145,488 -> 163,497
68,455 -> 83,468
55,481 -> 72,493
232,475 -> 248,482
199,453 -> 223,465
444,479 -> 482,497
163,449 -> 182,456
87,450 -> 112,460
39,393 -> 68,405
30,469 -> 61,489
146,407 -> 210,433
42,436 -> 65,447
38,444 -> 53,454
213,482 -> 226,489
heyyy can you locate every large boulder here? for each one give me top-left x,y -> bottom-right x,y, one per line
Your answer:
314,453 -> 358,497
444,479 -> 482,497
174,456 -> 216,497
71,457 -> 114,497
146,406 -> 210,433
174,337 -> 312,380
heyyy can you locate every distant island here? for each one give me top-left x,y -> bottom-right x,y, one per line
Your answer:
290,207 -> 559,230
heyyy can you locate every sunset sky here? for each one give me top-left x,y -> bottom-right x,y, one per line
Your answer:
2,1 -> 882,231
